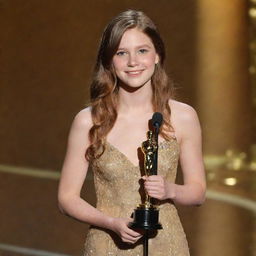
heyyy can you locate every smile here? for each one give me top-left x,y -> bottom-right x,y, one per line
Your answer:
125,70 -> 144,75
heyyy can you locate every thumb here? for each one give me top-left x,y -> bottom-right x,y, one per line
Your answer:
126,217 -> 133,223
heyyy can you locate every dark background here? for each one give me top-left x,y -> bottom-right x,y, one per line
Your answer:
1,1 -> 255,256
1,0 -> 197,170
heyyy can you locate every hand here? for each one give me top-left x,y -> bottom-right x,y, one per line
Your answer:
110,217 -> 143,244
143,175 -> 174,200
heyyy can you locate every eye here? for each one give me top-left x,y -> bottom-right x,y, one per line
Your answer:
138,48 -> 148,54
116,51 -> 127,56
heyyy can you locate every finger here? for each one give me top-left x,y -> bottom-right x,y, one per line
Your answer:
147,175 -> 164,181
144,182 -> 160,189
126,228 -> 142,237
146,175 -> 157,181
146,178 -> 162,184
145,184 -> 164,192
124,238 -> 140,244
148,192 -> 162,199
147,175 -> 162,181
147,189 -> 159,195
125,219 -> 142,236
145,186 -> 160,192
148,190 -> 160,195
123,233 -> 141,243
123,221 -> 142,237
122,237 -> 135,244
147,188 -> 162,194
145,183 -> 163,190
144,181 -> 163,187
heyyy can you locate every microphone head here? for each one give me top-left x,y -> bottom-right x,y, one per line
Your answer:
152,112 -> 163,128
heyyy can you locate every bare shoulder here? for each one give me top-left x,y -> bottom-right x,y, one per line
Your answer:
72,107 -> 93,131
169,99 -> 199,124
169,99 -> 201,141
67,107 -> 93,146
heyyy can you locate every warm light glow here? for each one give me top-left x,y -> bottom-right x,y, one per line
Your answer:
249,66 -> 256,74
207,172 -> 216,181
249,8 -> 256,18
224,177 -> 237,186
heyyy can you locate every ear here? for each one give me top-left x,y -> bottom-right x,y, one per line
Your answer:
155,54 -> 160,64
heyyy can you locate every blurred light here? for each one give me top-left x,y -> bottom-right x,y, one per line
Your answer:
207,172 -> 216,181
250,162 -> 256,170
249,66 -> 256,74
249,8 -> 256,18
224,177 -> 237,186
249,41 -> 256,50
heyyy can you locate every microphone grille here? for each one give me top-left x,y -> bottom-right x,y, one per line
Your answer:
152,112 -> 163,127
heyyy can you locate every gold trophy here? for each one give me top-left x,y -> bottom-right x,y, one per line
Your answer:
129,130 -> 162,230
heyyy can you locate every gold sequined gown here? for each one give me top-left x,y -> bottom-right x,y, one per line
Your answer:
84,139 -> 190,255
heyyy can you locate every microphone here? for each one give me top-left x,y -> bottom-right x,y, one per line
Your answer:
151,112 -> 163,176
152,112 -> 163,130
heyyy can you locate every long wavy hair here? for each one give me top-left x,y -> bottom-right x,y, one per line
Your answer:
86,10 -> 175,161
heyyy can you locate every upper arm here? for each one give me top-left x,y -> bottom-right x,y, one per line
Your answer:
58,109 -> 92,200
171,102 -> 206,189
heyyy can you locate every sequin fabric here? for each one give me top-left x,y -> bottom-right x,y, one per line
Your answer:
84,139 -> 190,255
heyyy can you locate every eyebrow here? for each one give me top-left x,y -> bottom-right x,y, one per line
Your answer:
117,44 -> 152,50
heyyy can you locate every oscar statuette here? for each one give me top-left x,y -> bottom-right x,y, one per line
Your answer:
129,130 -> 162,230
129,112 -> 163,256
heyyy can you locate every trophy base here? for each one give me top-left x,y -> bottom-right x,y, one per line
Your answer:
129,207 -> 163,230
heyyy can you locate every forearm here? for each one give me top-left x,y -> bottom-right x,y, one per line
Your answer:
58,195 -> 114,230
167,182 -> 206,206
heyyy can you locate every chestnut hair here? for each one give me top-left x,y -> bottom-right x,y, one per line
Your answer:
86,10 -> 174,161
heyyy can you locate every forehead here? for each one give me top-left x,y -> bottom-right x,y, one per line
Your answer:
118,28 -> 154,48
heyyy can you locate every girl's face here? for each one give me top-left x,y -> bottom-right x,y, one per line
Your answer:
112,28 -> 159,89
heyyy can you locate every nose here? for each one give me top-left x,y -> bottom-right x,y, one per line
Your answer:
127,53 -> 138,67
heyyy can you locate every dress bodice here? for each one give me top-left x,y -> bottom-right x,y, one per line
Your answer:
91,139 -> 180,213
84,138 -> 190,256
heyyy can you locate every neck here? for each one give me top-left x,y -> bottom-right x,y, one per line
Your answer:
117,83 -> 153,114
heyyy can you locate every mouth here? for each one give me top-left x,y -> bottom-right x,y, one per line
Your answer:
125,70 -> 144,76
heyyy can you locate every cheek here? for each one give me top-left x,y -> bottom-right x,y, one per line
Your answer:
143,54 -> 157,67
112,58 -> 125,72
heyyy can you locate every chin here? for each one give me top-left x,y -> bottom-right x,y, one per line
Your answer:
123,77 -> 152,88
125,82 -> 150,90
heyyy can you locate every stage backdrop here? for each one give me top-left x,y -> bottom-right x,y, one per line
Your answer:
1,0 -> 198,170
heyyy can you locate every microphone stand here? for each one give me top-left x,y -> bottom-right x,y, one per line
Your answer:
153,123 -> 160,176
143,231 -> 149,256
143,123 -> 160,256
